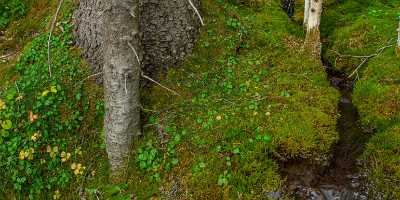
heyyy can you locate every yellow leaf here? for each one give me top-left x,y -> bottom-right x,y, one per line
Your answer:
47,145 -> 52,153
15,95 -> 23,101
0,99 -> 5,110
19,150 -> 26,160
31,133 -> 38,141
71,163 -> 77,170
41,90 -> 50,97
50,86 -> 57,93
28,148 -> 35,160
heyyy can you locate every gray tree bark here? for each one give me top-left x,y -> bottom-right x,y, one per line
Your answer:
103,0 -> 141,178
304,0 -> 322,58
73,0 -> 202,78
140,0 -> 201,76
73,0 -> 104,75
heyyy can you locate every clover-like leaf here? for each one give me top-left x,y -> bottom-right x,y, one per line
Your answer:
1,120 -> 12,130
50,86 -> 57,93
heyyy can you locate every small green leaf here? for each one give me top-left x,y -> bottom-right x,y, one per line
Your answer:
1,129 -> 9,137
232,147 -> 240,154
199,162 -> 206,168
1,120 -> 12,130
171,158 -> 179,165
263,135 -> 272,143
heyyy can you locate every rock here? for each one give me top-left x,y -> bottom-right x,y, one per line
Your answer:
265,191 -> 281,199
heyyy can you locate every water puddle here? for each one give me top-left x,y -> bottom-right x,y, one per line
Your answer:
279,64 -> 373,200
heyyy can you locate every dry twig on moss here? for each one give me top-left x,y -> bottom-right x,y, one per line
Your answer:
127,41 -> 181,96
187,0 -> 205,26
47,0 -> 64,78
329,38 -> 395,78
347,43 -> 394,78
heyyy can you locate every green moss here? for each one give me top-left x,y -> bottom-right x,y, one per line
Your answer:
121,0 -> 339,198
352,49 -> 400,129
362,125 -> 400,199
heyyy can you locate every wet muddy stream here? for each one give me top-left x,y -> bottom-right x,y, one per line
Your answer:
279,64 -> 373,200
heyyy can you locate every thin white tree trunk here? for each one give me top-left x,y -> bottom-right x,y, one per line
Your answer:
306,0 -> 322,32
304,0 -> 322,58
304,0 -> 310,27
103,0 -> 141,180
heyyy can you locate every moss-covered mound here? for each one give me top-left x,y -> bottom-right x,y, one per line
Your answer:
127,0 -> 339,199
322,0 -> 400,198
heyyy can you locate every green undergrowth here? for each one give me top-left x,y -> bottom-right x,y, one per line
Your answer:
0,0 -> 27,30
0,1 -> 105,199
94,0 -> 339,199
1,0 -> 70,84
321,0 -> 400,198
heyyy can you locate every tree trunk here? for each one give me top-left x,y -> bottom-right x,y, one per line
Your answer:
304,0 -> 310,26
304,0 -> 322,58
73,0 -> 104,76
103,0 -> 141,180
73,0 -> 202,79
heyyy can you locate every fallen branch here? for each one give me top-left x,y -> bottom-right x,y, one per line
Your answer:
348,43 -> 394,78
125,41 -> 181,96
328,49 -> 370,58
127,41 -> 140,65
348,57 -> 368,78
397,19 -> 400,49
187,0 -> 205,26
74,72 -> 103,87
329,39 -> 395,78
127,41 -> 181,96
0,52 -> 18,60
141,72 -> 181,96
47,0 -> 64,78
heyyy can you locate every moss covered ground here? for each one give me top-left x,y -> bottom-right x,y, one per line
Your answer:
128,0 -> 339,199
0,0 -> 398,199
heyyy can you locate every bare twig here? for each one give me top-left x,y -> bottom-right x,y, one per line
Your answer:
124,74 -> 128,95
397,19 -> 400,49
0,52 -> 18,60
127,41 -> 141,65
128,40 -> 180,96
187,0 -> 205,26
75,72 -> 103,87
348,43 -> 394,78
15,82 -> 20,93
328,49 -> 371,58
348,57 -> 368,78
330,39 -> 395,78
141,72 -> 181,96
47,0 -> 64,78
